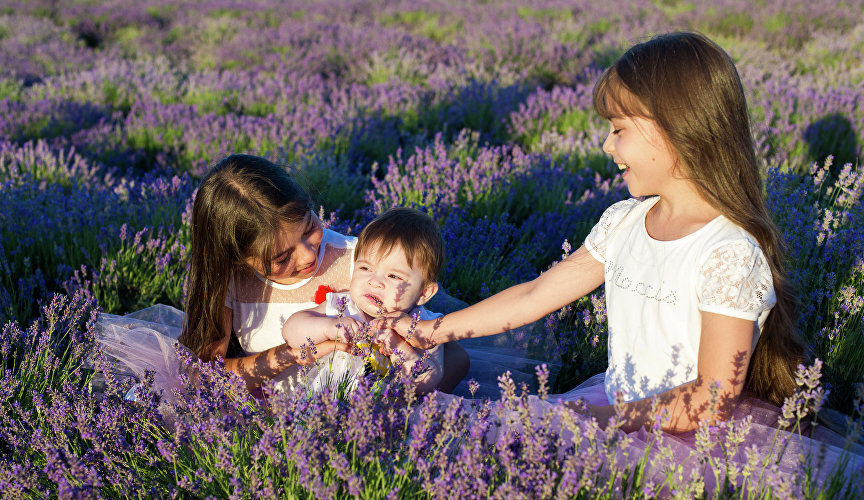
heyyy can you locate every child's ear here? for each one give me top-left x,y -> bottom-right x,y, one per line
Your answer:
415,281 -> 439,306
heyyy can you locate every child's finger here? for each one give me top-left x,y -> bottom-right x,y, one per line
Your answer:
368,328 -> 388,352
379,330 -> 404,356
337,318 -> 360,343
371,313 -> 409,335
331,340 -> 351,354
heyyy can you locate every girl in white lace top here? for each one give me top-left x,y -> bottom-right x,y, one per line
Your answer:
382,32 -> 803,433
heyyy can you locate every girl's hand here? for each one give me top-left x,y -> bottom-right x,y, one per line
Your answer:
373,313 -> 438,350
284,340 -> 350,366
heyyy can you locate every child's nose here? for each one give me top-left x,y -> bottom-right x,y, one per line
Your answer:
602,133 -> 615,155
368,275 -> 385,288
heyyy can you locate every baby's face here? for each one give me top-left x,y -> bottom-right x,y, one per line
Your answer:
350,243 -> 430,319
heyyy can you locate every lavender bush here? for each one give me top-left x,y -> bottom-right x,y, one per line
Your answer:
1,0 -> 863,496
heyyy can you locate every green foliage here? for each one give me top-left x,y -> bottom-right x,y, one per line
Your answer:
699,8 -> 756,39
363,48 -> 431,87
517,107 -> 595,151
113,25 -> 146,59
556,151 -> 618,177
652,0 -> 695,18
293,153 -> 369,217
85,227 -> 187,315
102,80 -> 137,113
764,11 -> 791,33
381,10 -> 462,43
440,241 -> 535,302
0,291 -> 97,409
181,88 -> 237,116
515,7 -> 572,21
771,157 -> 864,411
805,114 -> 860,169
558,19 -> 613,47
549,293 -> 608,392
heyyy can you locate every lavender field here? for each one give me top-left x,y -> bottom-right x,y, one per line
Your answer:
1,0 -> 863,497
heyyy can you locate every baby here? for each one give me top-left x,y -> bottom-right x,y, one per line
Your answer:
281,207 -> 445,393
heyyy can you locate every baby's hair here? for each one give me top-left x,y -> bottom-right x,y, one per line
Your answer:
355,207 -> 445,284
594,32 -> 803,406
180,154 -> 313,360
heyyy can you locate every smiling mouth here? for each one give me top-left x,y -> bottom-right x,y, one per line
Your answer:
296,262 -> 315,274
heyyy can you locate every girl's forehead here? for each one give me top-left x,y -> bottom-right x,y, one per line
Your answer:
275,215 -> 305,237
597,77 -> 650,120
272,212 -> 316,247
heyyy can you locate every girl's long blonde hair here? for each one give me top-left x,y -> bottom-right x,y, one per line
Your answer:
179,154 -> 313,361
593,32 -> 803,406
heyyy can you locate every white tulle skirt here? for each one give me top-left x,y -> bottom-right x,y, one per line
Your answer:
96,304 -> 560,399
95,304 -> 364,400
95,304 -> 191,400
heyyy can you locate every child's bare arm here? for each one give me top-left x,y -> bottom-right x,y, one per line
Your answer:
379,244 -> 605,349
281,303 -> 360,347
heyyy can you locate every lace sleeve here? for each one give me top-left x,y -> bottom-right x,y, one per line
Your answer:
584,198 -> 641,262
697,240 -> 776,320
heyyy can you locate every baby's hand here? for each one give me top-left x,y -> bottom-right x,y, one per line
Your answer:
373,327 -> 420,364
333,317 -> 362,344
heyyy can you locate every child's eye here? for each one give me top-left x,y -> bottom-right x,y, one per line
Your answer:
358,265 -> 369,271
388,274 -> 403,280
612,128 -> 622,135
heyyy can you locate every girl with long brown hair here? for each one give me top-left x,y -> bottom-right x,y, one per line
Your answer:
382,32 -> 804,433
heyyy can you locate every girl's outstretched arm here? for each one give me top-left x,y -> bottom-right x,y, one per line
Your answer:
212,306 -> 348,391
582,312 -> 755,433
379,244 -> 605,349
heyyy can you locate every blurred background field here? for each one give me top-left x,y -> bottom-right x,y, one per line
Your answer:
0,0 -> 863,495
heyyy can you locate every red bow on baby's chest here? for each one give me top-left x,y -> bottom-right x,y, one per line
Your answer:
314,285 -> 334,304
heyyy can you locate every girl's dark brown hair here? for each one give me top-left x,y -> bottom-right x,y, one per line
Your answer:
179,154 -> 313,361
593,32 -> 803,406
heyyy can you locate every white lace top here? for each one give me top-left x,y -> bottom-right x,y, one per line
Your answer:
585,197 -> 776,402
